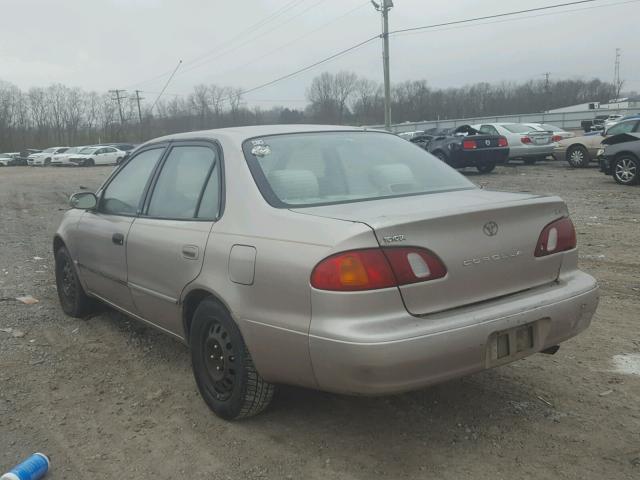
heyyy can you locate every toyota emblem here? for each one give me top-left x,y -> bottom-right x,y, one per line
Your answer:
483,221 -> 499,236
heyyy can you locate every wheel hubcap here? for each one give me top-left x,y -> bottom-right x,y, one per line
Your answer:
570,150 -> 584,164
615,159 -> 636,182
203,322 -> 237,400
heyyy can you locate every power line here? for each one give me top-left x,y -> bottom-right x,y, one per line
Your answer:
149,60 -> 183,113
389,0 -> 604,36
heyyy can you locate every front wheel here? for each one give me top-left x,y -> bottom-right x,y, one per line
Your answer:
85,158 -> 95,167
44,158 -> 51,166
613,156 -> 639,185
55,246 -> 95,317
476,162 -> 496,174
566,146 -> 590,168
190,298 -> 275,420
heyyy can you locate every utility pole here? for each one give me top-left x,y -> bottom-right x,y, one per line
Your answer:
109,89 -> 127,125
372,0 -> 393,130
543,72 -> 551,112
613,48 -> 622,101
132,90 -> 145,141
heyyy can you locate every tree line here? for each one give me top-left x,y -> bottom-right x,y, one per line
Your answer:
0,73 -> 621,151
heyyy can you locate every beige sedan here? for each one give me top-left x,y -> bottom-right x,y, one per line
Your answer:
555,118 -> 640,167
54,125 -> 599,419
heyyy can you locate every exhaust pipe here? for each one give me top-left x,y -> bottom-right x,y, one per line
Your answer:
541,345 -> 560,355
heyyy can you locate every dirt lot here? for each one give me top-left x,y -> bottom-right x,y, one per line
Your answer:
1,161 -> 638,480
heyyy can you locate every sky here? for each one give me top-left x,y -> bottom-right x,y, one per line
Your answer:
0,0 -> 639,109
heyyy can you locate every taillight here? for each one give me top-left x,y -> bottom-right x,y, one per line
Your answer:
534,217 -> 576,257
498,137 -> 508,147
521,136 -> 532,144
311,247 -> 447,291
462,139 -> 477,149
551,135 -> 562,143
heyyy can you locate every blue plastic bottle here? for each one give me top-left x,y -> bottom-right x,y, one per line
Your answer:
1,453 -> 50,480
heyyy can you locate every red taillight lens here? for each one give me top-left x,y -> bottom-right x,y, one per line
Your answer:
498,137 -> 508,147
521,136 -> 532,144
551,135 -> 562,143
311,248 -> 447,291
462,139 -> 477,149
534,217 -> 576,257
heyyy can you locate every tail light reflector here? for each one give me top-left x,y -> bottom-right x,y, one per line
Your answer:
552,135 -> 563,142
534,217 -> 576,257
498,137 -> 508,147
462,140 -> 477,149
311,248 -> 447,291
521,136 -> 532,144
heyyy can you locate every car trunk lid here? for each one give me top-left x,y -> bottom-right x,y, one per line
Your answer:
293,189 -> 569,315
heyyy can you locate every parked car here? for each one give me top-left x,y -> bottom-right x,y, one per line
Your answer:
474,123 -> 554,164
581,114 -> 610,133
68,145 -> 126,166
0,154 -> 11,166
105,143 -> 137,152
398,131 -> 424,141
410,124 -> 509,173
554,117 -> 640,167
603,114 -> 625,131
523,123 -> 574,142
54,125 -> 598,420
27,147 -> 70,166
598,132 -> 640,185
51,146 -> 89,166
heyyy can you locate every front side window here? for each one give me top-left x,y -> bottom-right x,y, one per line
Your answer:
243,131 -> 475,208
147,146 -> 218,219
100,148 -> 164,215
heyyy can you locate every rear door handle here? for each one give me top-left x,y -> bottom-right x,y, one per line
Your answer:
112,233 -> 124,246
182,245 -> 199,260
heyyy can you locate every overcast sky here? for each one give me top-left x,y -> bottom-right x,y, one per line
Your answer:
1,0 -> 638,108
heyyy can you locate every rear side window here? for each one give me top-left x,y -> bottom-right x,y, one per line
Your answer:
101,148 -> 164,215
147,145 -> 218,220
243,131 -> 474,208
606,121 -> 638,136
503,124 -> 535,134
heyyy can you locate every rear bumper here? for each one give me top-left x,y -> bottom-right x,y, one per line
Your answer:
450,148 -> 510,166
309,271 -> 598,395
599,156 -> 613,175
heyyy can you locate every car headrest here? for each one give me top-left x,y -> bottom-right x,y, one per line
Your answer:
267,169 -> 319,201
370,164 -> 416,193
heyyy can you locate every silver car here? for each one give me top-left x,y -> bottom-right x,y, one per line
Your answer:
475,123 -> 555,164
54,125 -> 599,419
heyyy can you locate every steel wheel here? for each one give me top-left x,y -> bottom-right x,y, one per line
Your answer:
613,156 -> 639,185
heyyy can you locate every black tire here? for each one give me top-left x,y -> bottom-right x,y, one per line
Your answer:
523,158 -> 536,165
44,158 -> 51,166
85,158 -> 95,167
190,298 -> 275,420
566,145 -> 590,168
55,246 -> 95,317
613,155 -> 639,185
476,162 -> 496,174
432,151 -> 448,163
116,157 -> 123,165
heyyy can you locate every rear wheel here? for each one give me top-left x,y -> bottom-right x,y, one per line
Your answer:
566,145 -> 590,168
116,157 -> 123,165
613,155 -> 639,185
55,246 -> 95,317
476,162 -> 496,174
190,298 -> 275,420
523,157 -> 537,165
85,158 -> 95,167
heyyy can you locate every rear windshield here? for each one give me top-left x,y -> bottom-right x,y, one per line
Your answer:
540,124 -> 563,132
503,124 -> 536,134
242,131 -> 475,207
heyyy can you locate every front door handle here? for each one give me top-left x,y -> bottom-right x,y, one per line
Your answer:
182,245 -> 199,260
112,233 -> 124,246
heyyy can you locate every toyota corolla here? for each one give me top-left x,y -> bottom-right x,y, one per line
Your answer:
54,125 -> 599,420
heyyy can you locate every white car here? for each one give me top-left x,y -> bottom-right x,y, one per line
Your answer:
51,146 -> 88,166
603,114 -> 624,130
474,123 -> 555,164
0,154 -> 11,166
28,147 -> 70,166
523,123 -> 574,142
68,146 -> 126,167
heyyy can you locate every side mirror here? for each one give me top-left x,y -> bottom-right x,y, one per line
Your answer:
69,192 -> 97,210
601,130 -> 607,137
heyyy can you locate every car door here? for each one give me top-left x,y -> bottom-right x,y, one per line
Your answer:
104,147 -> 119,164
76,146 -> 166,313
126,142 -> 222,336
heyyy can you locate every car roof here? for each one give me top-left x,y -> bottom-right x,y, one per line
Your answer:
145,124 -> 372,146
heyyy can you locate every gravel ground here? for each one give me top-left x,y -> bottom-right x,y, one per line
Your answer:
0,161 -> 639,480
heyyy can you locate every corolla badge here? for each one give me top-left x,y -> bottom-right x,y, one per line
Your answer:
383,234 -> 406,243
463,250 -> 522,267
483,221 -> 499,237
